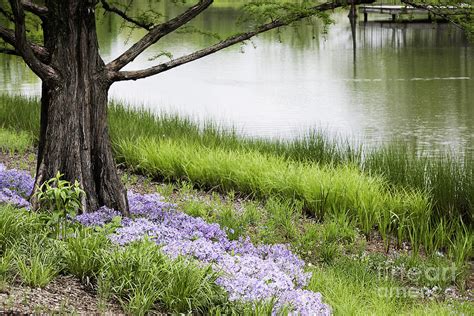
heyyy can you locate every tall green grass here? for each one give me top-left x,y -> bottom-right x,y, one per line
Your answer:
0,94 -> 472,258
116,137 -> 452,255
109,104 -> 474,229
108,101 -> 360,165
363,144 -> 473,225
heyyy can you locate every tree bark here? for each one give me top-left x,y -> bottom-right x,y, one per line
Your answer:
32,0 -> 128,214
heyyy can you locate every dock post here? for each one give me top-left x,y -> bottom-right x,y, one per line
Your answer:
364,12 -> 368,22
392,14 -> 396,21
348,2 -> 357,18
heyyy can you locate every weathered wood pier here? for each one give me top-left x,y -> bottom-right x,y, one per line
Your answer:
356,1 -> 471,22
359,4 -> 432,21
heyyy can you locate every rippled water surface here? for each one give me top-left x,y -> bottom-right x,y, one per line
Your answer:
0,1 -> 472,153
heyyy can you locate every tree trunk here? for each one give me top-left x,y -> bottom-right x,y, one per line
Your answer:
32,0 -> 128,214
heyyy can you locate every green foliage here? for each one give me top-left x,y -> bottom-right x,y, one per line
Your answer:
405,0 -> 473,39
62,227 -> 111,282
0,128 -> 32,154
317,242 -> 340,265
446,219 -> 473,270
209,298 -> 278,315
160,259 -> 224,313
99,239 -> 227,314
321,212 -> 357,244
2,96 -> 472,230
262,198 -> 300,242
117,137 -> 443,254
241,0 -> 331,25
0,205 -> 42,254
216,206 -> 247,240
0,250 -> 13,283
14,236 -> 62,288
109,102 -> 473,231
35,172 -> 85,238
0,96 -> 472,258
0,193 -> 473,315
0,205 -> 233,313
15,252 -> 59,288
181,198 -> 211,218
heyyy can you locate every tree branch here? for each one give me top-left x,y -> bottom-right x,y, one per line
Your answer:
100,0 -> 153,31
0,24 -> 50,62
401,0 -> 466,31
111,1 -> 346,81
106,0 -> 213,72
8,0 -> 57,81
21,0 -> 48,17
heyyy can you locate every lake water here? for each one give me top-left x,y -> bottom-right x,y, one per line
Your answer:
0,1 -> 473,154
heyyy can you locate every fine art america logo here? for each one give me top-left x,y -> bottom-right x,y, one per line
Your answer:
375,264 -> 458,299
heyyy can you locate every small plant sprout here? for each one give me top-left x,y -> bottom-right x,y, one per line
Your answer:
34,171 -> 85,239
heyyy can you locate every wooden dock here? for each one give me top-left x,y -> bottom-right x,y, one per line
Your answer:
358,4 -> 468,22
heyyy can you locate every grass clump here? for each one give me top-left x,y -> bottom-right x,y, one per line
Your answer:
62,227 -> 110,281
0,128 -> 32,154
0,206 -> 60,288
15,238 -> 61,288
0,205 -> 42,254
0,250 -> 13,283
99,239 -> 227,315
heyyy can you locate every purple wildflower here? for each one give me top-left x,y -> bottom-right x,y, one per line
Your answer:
75,206 -> 120,226
103,191 -> 331,314
0,188 -> 30,209
0,164 -> 33,209
0,164 -> 34,197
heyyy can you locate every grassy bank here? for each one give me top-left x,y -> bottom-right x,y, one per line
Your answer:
0,95 -> 472,262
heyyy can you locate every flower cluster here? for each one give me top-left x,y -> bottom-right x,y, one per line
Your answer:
75,206 -> 120,226
0,164 -> 331,315
0,164 -> 33,208
90,192 -> 330,315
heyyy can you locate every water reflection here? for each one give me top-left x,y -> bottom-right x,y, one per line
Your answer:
0,1 -> 472,154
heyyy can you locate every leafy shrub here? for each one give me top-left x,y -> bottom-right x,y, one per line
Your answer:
35,172 -> 84,238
